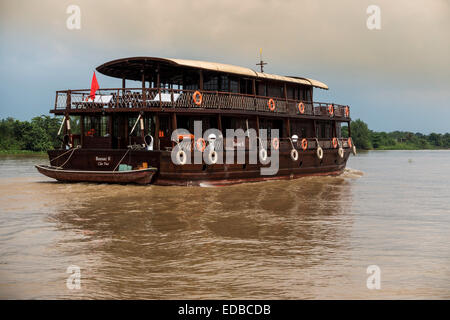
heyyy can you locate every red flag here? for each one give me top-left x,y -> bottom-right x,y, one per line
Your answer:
89,72 -> 99,100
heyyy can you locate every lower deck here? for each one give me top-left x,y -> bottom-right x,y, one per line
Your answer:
47,143 -> 351,186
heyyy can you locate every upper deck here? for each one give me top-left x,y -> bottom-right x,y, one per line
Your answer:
51,57 -> 350,120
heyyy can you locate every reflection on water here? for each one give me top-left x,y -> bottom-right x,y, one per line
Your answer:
0,151 -> 449,299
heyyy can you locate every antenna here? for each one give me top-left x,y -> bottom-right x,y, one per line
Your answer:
256,48 -> 267,73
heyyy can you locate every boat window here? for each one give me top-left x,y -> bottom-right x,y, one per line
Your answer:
230,77 -> 239,93
219,75 -> 229,92
337,122 -> 348,138
240,79 -> 253,95
144,115 -> 156,138
259,118 -> 283,138
84,116 -> 108,137
301,87 -> 312,101
178,116 -> 219,133
291,120 -> 308,138
67,116 -> 81,135
316,121 -> 333,139
257,81 -> 267,96
183,72 -> 199,91
267,82 -> 284,98
222,117 -> 247,131
159,116 -> 171,138
287,85 -> 295,100
203,74 -> 219,91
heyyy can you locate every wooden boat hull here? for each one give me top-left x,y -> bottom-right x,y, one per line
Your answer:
35,165 -> 157,185
43,148 -> 350,186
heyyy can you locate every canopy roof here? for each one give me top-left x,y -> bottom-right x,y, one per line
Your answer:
96,57 -> 328,90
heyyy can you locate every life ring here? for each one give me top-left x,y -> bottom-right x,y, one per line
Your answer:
272,137 -> 279,150
348,137 -> 352,148
328,104 -> 334,116
290,149 -> 299,161
207,150 -> 218,164
338,147 -> 344,158
345,106 -> 350,117
259,148 -> 268,163
268,99 -> 276,111
316,146 -> 324,160
332,137 -> 338,149
193,91 -> 203,106
196,138 -> 206,152
298,102 -> 305,114
301,138 -> 308,151
175,149 -> 187,165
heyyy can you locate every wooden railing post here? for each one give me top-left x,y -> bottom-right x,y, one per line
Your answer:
66,90 -> 71,111
155,114 -> 160,150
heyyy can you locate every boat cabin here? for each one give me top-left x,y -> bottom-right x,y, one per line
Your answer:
52,57 -> 351,152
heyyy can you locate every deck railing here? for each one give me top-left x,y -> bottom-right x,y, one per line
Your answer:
54,88 -> 350,118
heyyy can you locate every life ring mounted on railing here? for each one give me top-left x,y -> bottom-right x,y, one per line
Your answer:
290,149 -> 298,161
175,149 -> 187,165
328,104 -> 334,116
272,137 -> 279,150
301,138 -> 308,151
298,102 -> 305,114
332,137 -> 338,149
259,148 -> 268,163
196,138 -> 206,152
268,99 -> 276,111
316,146 -> 324,160
345,106 -> 350,118
193,91 -> 203,106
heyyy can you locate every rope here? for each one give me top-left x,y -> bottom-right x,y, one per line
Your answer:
113,148 -> 131,172
49,146 -> 78,163
55,147 -> 78,169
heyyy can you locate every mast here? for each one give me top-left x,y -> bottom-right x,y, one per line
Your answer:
256,48 -> 267,73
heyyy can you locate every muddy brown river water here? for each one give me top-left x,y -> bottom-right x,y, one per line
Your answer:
0,150 -> 449,299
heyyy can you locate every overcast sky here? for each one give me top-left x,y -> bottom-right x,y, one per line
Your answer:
0,0 -> 449,133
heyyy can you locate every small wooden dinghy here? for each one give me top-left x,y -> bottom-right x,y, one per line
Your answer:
35,165 -> 157,185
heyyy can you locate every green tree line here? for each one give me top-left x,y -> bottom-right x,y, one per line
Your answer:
342,119 -> 450,150
0,116 -> 62,152
0,116 -> 82,152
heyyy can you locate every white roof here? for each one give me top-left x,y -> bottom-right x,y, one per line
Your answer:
167,58 -> 328,90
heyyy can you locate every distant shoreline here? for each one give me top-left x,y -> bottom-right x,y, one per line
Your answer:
0,150 -> 46,156
361,145 -> 450,151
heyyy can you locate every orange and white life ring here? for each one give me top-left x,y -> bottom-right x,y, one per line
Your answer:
196,138 -> 206,152
193,91 -> 203,106
348,137 -> 352,148
332,137 -> 338,149
272,137 -> 279,150
345,106 -> 350,117
268,99 -> 276,111
328,104 -> 334,116
301,138 -> 308,151
298,102 -> 305,114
